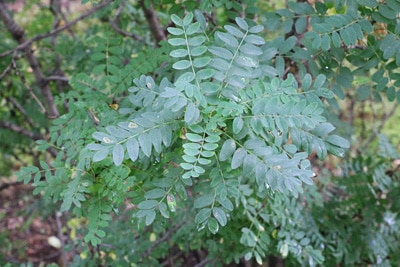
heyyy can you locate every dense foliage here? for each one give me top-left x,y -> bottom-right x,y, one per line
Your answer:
1,0 -> 399,266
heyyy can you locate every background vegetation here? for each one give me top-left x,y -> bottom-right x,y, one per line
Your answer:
0,0 -> 399,266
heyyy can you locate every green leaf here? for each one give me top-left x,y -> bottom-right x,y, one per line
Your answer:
186,22 -> 200,35
194,194 -> 214,208
231,148 -> 247,169
245,34 -> 265,46
193,57 -> 211,68
209,46 -> 233,59
331,31 -> 341,47
240,44 -> 263,56
386,86 -> 396,101
188,36 -> 206,46
168,38 -> 186,46
145,189 -> 166,199
158,202 -> 170,218
186,133 -> 203,142
138,200 -> 159,210
295,17 -> 307,34
183,12 -> 194,26
339,28 -> 351,46
180,162 -> 194,170
185,102 -> 200,125
235,17 -> 249,31
217,32 -> 239,48
203,143 -> 218,151
194,165 -> 205,174
173,60 -> 191,70
224,25 -> 244,38
197,157 -> 212,165
213,207 -> 227,226
195,208 -> 211,224
204,135 -> 220,143
145,210 -> 156,226
233,116 -> 244,134
313,74 -> 326,89
190,45 -> 208,56
321,34 -> 331,51
219,139 -> 236,161
175,182 -> 187,200
196,68 -> 215,80
126,138 -> 139,162
379,4 -> 397,19
167,194 -> 177,212
312,34 -> 321,49
112,143 -> 124,166
207,217 -> 219,234
138,133 -> 152,157
183,154 -> 197,163
325,135 -> 350,148
93,147 -> 110,162
314,122 -> 335,137
171,14 -> 183,26
170,49 -> 188,58
249,25 -> 264,34
167,27 -> 184,35
194,9 -> 206,30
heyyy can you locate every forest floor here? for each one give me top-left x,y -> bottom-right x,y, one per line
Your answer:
0,177 -> 61,265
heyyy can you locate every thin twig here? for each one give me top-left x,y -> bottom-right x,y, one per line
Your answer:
5,95 -> 36,127
141,222 -> 186,259
0,181 -> 22,191
193,258 -> 214,267
0,61 -> 13,80
11,57 -> 47,114
109,0 -> 144,41
46,75 -> 70,82
0,3 -> 60,118
55,211 -> 68,267
0,121 -> 42,140
0,0 -> 114,58
139,0 -> 166,45
361,101 -> 399,150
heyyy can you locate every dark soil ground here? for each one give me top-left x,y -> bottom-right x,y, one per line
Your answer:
0,179 -> 61,266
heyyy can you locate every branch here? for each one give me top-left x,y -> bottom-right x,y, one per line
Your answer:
0,0 -> 114,58
109,0 -> 144,41
0,121 -> 42,140
0,181 -> 22,192
46,75 -> 70,82
0,60 -> 13,80
139,0 -> 166,45
4,95 -> 36,127
141,222 -> 186,259
193,258 -> 214,267
361,101 -> 399,150
0,2 -> 59,118
54,211 -> 68,267
11,57 -> 48,115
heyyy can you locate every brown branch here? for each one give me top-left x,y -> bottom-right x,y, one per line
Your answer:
361,101 -> 399,150
0,0 -> 114,58
55,211 -> 68,267
0,121 -> 42,140
109,0 -> 144,41
11,57 -> 48,115
46,75 -> 70,82
141,222 -> 186,259
0,181 -> 22,192
139,0 -> 166,45
4,95 -> 36,127
0,60 -> 13,80
0,3 -> 59,118
193,258 -> 214,267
